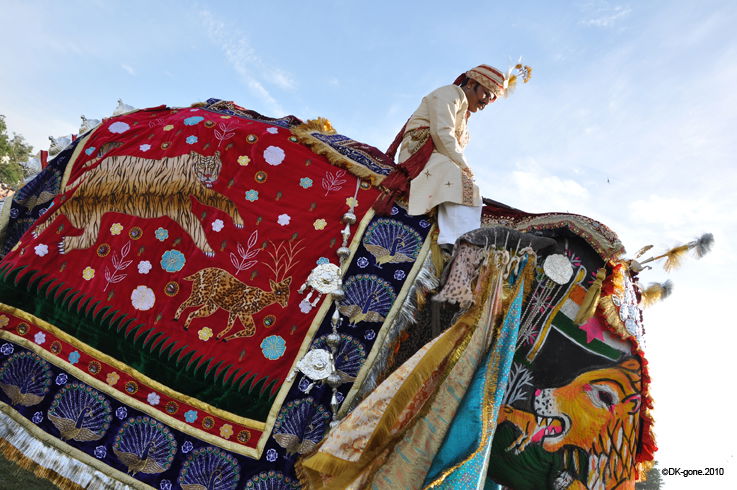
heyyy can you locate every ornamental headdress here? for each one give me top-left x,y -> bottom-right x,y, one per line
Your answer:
454,63 -> 533,98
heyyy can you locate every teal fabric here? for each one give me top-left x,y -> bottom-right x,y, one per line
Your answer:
423,274 -> 525,488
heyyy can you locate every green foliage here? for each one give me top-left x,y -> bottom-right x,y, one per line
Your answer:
0,115 -> 34,189
636,462 -> 663,489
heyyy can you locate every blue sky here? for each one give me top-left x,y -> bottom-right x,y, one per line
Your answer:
2,1 -> 736,487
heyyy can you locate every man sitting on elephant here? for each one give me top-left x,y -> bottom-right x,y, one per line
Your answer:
376,64 -> 522,247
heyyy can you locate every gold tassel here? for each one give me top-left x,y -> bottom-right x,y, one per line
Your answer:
663,244 -> 689,271
641,283 -> 663,307
575,267 -> 606,325
294,117 -> 336,134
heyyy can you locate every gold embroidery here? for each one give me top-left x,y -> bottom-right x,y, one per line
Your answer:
403,127 -> 431,155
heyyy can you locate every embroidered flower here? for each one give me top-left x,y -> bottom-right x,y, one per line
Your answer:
163,124 -> 174,131
266,127 -> 279,134
317,257 -> 329,265
299,177 -> 313,189
160,250 -> 186,272
0,343 -> 13,355
181,441 -> 194,454
32,411 -> 43,424
68,351 -> 81,365
131,285 -> 156,311
55,373 -> 68,385
356,257 -> 369,268
94,446 -> 107,459
184,410 -> 198,423
211,219 -> 224,232
106,372 -> 120,386
0,315 -> 8,328
82,266 -> 95,280
115,406 -> 127,420
198,327 -> 213,341
138,260 -> 152,274
419,219 -> 431,228
299,299 -> 313,314
159,480 -> 172,490
183,116 -> 204,126
346,196 -> 359,208
34,332 -> 46,345
277,214 -> 291,226
261,335 -> 286,360
393,269 -> 406,281
85,146 -> 96,156
155,227 -> 169,241
313,218 -> 327,230
263,146 -> 285,166
219,424 -> 234,439
185,135 -> 198,144
147,392 -> 161,406
390,206 -> 399,215
237,155 -> 251,166
245,189 -> 259,202
364,330 -> 376,341
108,121 -> 130,134
266,448 -> 278,462
139,144 -> 151,152
34,244 -> 49,256
110,223 -> 123,235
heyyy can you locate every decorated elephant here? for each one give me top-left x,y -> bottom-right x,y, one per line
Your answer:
0,99 -> 674,489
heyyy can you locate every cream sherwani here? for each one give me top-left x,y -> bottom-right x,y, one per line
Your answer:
400,85 -> 482,244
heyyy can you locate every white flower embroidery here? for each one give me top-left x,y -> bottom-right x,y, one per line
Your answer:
34,244 -> 49,256
211,219 -> 224,232
266,127 -> 279,134
108,121 -> 130,134
34,332 -> 46,345
277,214 -> 291,226
139,144 -> 151,152
131,285 -> 155,311
263,145 -> 285,166
147,392 -> 161,406
137,260 -> 152,274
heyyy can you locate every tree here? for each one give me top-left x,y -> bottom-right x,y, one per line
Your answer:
0,115 -> 34,189
636,461 -> 663,490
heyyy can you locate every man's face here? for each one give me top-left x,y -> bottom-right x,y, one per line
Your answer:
467,82 -> 496,112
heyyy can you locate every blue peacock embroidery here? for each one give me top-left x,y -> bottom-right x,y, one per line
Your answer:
112,416 -> 177,476
47,383 -> 112,442
0,351 -> 53,407
178,446 -> 241,490
272,398 -> 330,455
338,274 -> 396,325
362,218 -> 422,266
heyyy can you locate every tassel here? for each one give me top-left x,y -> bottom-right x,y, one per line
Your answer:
575,267 -> 607,325
639,233 -> 714,270
641,280 -> 673,307
689,232 -> 714,258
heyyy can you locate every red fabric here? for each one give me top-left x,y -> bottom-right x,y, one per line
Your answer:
373,131 -> 434,215
3,106 -> 380,438
39,150 -> 48,169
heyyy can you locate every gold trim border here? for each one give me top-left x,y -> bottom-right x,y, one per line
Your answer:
0,400 -> 154,489
0,322 -> 260,458
255,204 -> 376,454
339,221 -> 434,414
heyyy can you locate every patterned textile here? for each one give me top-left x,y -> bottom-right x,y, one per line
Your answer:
0,139 -> 80,257
424,276 -> 525,488
0,103 -> 433,488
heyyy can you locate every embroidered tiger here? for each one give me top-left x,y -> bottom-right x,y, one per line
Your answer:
499,358 -> 642,489
32,151 -> 243,256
